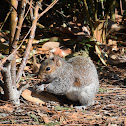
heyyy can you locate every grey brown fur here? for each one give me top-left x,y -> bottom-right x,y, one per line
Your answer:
34,56 -> 99,108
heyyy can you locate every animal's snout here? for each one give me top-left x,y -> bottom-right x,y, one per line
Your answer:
37,74 -> 50,83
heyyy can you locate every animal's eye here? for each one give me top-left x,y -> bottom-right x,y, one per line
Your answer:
46,67 -> 51,71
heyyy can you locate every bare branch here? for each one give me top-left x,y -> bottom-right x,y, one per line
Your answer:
10,0 -> 27,86
0,8 -> 13,31
38,0 -> 59,18
16,1 -> 41,82
16,0 -> 59,82
9,0 -> 18,47
5,0 -> 18,13
24,0 -> 33,20
120,0 -> 123,15
0,0 -> 59,70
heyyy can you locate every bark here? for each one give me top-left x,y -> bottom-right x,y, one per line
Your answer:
10,0 -> 26,86
1,59 -> 20,105
9,0 -> 18,87
9,0 -> 18,51
94,0 -> 98,21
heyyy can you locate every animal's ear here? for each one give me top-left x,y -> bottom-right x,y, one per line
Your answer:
53,56 -> 62,67
48,52 -> 55,59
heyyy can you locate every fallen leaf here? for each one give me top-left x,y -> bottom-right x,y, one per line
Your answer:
94,20 -> 106,44
50,47 -> 72,57
22,89 -> 45,104
41,42 -> 72,57
21,88 -> 59,104
42,42 -> 60,50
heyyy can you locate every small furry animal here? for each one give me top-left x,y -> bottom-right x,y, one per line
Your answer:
34,56 -> 99,109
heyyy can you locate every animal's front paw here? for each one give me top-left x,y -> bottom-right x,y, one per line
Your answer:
33,83 -> 46,93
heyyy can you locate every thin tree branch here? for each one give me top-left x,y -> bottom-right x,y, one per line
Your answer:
0,8 -> 13,31
9,0 -> 18,51
95,0 -> 98,20
24,0 -> 33,20
38,0 -> 59,18
11,0 -> 27,86
0,0 -> 59,72
16,0 -> 59,82
120,0 -> 123,15
0,1 -> 33,69
5,0 -> 18,13
16,0 -> 41,83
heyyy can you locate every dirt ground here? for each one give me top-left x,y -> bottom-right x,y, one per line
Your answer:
0,64 -> 126,126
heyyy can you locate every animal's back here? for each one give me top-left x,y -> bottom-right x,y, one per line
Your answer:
68,56 -> 99,87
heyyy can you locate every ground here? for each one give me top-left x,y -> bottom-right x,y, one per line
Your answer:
0,63 -> 126,126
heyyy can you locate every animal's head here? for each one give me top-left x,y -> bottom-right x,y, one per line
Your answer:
37,56 -> 63,83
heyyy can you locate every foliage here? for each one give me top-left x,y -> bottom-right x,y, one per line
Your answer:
0,0 -> 125,110
0,0 -> 126,125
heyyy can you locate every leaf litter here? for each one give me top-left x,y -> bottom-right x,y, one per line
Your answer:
0,9 -> 126,125
0,63 -> 126,125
